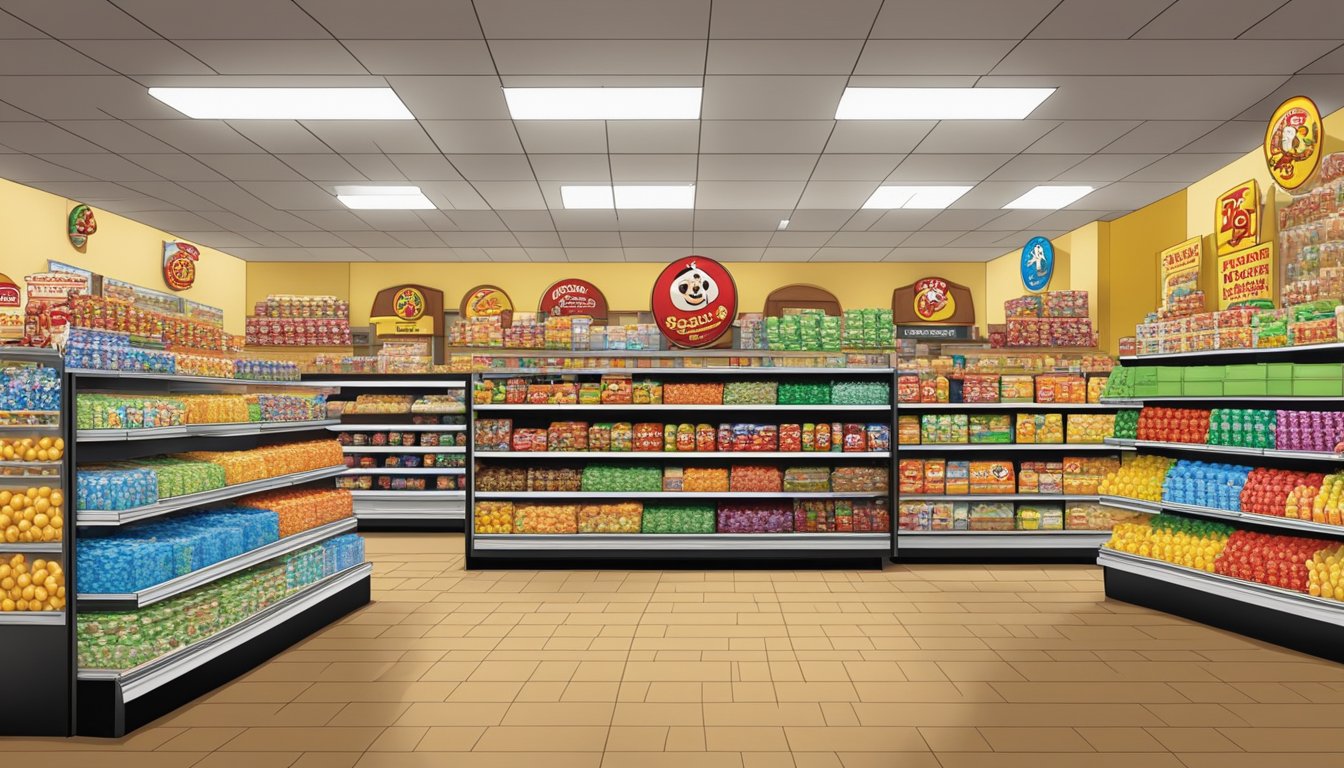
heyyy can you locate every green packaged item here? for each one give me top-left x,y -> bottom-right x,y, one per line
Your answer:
968,414 -> 1012,444
778,382 -> 830,405
580,465 -> 662,493
641,504 -> 716,534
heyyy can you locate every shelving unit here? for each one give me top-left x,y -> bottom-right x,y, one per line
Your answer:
468,368 -> 894,567
69,369 -> 370,736
309,374 -> 470,530
0,348 -> 71,737
1097,344 -> 1344,664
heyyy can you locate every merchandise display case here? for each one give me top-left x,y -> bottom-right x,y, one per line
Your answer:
0,348 -> 71,736
893,341 -> 1131,560
69,370 -> 370,737
1096,346 -> 1344,663
307,374 -> 470,530
467,367 -> 894,566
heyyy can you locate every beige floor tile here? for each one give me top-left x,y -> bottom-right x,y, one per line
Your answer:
600,753 -> 742,768
604,726 -> 668,751
368,727 -> 427,752
664,726 -> 707,751
1145,727 -> 1243,752
784,726 -> 928,752
705,726 -> 789,751
977,727 -> 1094,752
218,727 -> 383,752
917,726 -> 990,752
154,728 -> 245,752
412,726 -> 485,751
1074,726 -> 1167,752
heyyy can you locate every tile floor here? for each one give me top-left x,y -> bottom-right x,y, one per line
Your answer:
7,532 -> 1344,767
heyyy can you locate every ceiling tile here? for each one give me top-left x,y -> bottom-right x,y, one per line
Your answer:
997,75 -> 1289,121
1100,121 -> 1221,153
387,76 -> 511,120
276,154 -> 365,182
560,231 -> 622,248
0,75 -> 183,120
293,0 -> 483,39
1179,121 -> 1264,153
887,247 -> 1007,262
707,40 -> 861,75
1124,153 -> 1245,183
761,247 -> 817,261
513,231 -> 562,247
0,8 -> 42,37
344,40 -> 494,75
197,154 -> 305,181
610,154 -> 697,182
529,154 -> 610,182
812,247 -> 889,261
114,0 -> 331,38
486,248 -> 531,262
615,211 -> 695,231
786,210 -> 865,230
301,122 -> 438,153
1029,0 -> 1172,38
701,76 -> 847,119
472,181 -> 546,210
795,180 -> 879,210
127,120 -> 262,153
700,121 -> 833,154
924,210 -> 1011,231
914,122 -> 1058,154
825,231 -> 906,248
871,0 -> 1057,38
888,154 -> 1013,182
1137,0 -> 1286,39
1054,154 -> 1162,182
53,120 -> 178,153
440,231 -> 524,247
37,153 -> 161,181
986,155 -> 1086,181
237,181 -> 340,210
474,0 -> 711,38
343,154 -> 407,181
1023,121 -> 1141,154
186,40 -> 365,74
695,181 -> 804,209
1030,210 -> 1108,230
387,154 -> 463,181
525,248 -> 570,261
606,121 -> 701,154
120,180 -> 219,209
0,40 -> 112,74
338,231 -> 402,248
448,154 -> 536,181
1075,181 -> 1187,210
696,154 -> 817,181
515,121 -> 608,154
810,154 -> 902,181
620,231 -> 692,247
422,121 -> 524,154
1301,44 -> 1344,74
227,121 -> 330,153
549,210 -> 620,230
693,231 -> 772,247
711,0 -> 880,38
1244,0 -> 1344,39
857,40 -> 1015,75
355,211 -> 431,230
279,230 -> 348,247
997,40 -> 1332,76
825,122 -> 935,154
900,231 -> 960,247
491,40 -> 705,75
1,0 -> 153,37
769,231 -> 830,247
0,154 -> 94,182
623,247 -> 690,262
419,181 -> 489,210
693,210 -> 792,230
497,211 -> 554,232
0,121 -> 102,152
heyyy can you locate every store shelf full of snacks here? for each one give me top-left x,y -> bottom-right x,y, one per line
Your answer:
894,346 -> 1136,561
467,369 -> 894,567
66,364 -> 370,737
1,348 -> 72,735
312,375 -> 470,530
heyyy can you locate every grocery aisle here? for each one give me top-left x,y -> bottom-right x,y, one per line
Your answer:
5,534 -> 1344,766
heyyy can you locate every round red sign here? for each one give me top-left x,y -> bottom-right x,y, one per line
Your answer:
651,256 -> 737,349
540,278 -> 608,319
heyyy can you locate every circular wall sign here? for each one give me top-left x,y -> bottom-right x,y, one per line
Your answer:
392,287 -> 426,320
540,278 -> 608,319
460,285 -> 513,318
1020,236 -> 1054,293
651,256 -> 737,349
1265,95 -> 1323,192
162,241 -> 199,291
912,277 -> 956,321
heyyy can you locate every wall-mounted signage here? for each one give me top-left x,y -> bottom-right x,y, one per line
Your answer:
0,272 -> 21,342
540,278 -> 608,320
392,287 -> 426,321
23,271 -> 87,347
1020,236 -> 1054,293
651,256 -> 737,349
460,285 -> 513,318
68,204 -> 96,249
162,241 -> 199,291
1159,236 -> 1202,311
1265,95 -> 1323,192
912,277 -> 957,321
896,325 -> 974,340
1215,180 -> 1260,255
1217,242 -> 1275,310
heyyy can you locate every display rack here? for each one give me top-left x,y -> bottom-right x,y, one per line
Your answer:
306,374 -> 470,531
895,396 -> 1129,561
0,348 -> 72,736
70,370 -> 370,736
467,368 -> 894,567
1096,345 -> 1344,663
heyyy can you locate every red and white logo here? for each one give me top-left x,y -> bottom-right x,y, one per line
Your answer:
540,278 -> 608,319
651,256 -> 737,348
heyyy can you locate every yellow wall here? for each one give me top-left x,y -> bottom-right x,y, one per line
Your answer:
250,261 -> 994,335
0,178 -> 248,334
983,229 -> 1076,327
1104,190 -> 1187,348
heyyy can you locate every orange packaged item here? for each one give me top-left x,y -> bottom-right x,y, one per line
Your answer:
633,423 -> 664,451
663,382 -> 724,405
923,459 -> 946,495
969,461 -> 1015,494
898,459 -> 925,494
683,467 -> 729,492
600,375 -> 633,404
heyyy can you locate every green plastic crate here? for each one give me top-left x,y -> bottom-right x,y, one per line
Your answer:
1293,379 -> 1344,396
1265,363 -> 1294,380
1293,363 -> 1344,380
1267,379 -> 1294,397
1182,381 -> 1224,397
1183,366 -> 1226,382
1225,364 -> 1267,380
1156,367 -> 1184,382
1223,380 -> 1268,396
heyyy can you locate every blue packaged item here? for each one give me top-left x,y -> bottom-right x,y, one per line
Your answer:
76,467 -> 159,511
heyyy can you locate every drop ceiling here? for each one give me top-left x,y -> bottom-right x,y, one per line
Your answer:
0,0 -> 1341,263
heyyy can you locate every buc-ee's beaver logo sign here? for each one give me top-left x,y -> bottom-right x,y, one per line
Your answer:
651,256 -> 737,348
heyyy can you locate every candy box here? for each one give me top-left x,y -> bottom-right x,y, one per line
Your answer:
1019,462 -> 1040,493
898,459 -> 925,494
962,374 -> 1001,404
969,502 -> 1015,531
511,428 -> 547,452
897,415 -> 920,445
1038,462 -> 1064,494
1000,375 -> 1035,403
865,423 -> 891,451
945,460 -> 970,495
921,413 -> 968,444
923,459 -> 946,495
578,383 -> 603,404
898,501 -> 932,531
969,461 -> 1015,494
632,379 -> 662,404
600,375 -> 633,404
475,419 -> 512,452
969,414 -> 1012,444
662,467 -> 684,492
896,374 -> 920,403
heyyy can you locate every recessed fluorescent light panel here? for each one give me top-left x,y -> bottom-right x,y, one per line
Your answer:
561,185 -> 695,210
862,186 -> 972,210
336,186 -> 435,210
835,88 -> 1055,120
1003,185 -> 1094,209
148,87 -> 413,120
504,88 -> 701,120
778,219 -> 790,229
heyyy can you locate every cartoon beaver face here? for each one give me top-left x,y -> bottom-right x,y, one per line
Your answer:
670,262 -> 718,312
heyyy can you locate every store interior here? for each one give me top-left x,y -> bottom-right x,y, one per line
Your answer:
4,1 -> 1344,764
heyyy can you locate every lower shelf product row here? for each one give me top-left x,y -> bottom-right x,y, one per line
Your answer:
1,435 -> 64,465
477,419 -> 891,453
898,412 -> 1117,445
0,553 -> 65,612
335,430 -> 466,447
899,457 -> 1119,495
337,475 -> 465,491
343,453 -> 465,469
477,464 -> 888,494
899,501 -> 1148,532
76,441 -> 343,511
0,484 -> 65,544
76,489 -> 354,594
76,392 -> 327,430
77,534 -> 365,670
1106,513 -> 1344,599
475,500 -> 891,534
475,378 -> 889,406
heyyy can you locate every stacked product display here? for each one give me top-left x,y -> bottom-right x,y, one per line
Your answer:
469,369 -> 893,564
998,290 -> 1097,348
311,376 -> 471,528
245,294 -> 352,347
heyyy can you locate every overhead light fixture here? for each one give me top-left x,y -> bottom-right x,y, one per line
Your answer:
862,185 -> 972,210
505,88 -> 702,120
148,87 -> 414,120
336,185 -> 435,210
561,185 -> 695,210
778,219 -> 790,229
1003,185 -> 1094,209
835,88 -> 1055,120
